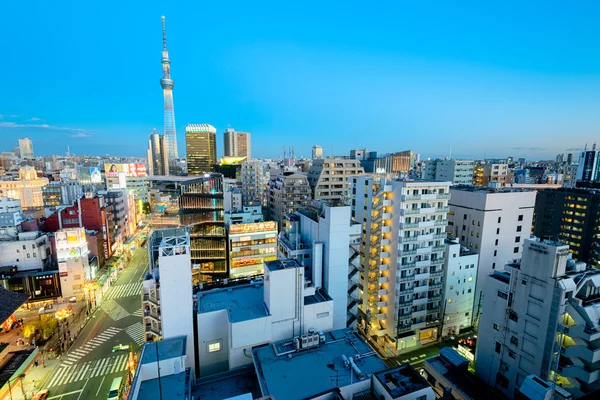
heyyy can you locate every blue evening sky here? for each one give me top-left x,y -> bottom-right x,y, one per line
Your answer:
1,1 -> 600,160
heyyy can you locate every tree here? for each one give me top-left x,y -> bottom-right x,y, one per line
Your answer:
41,318 -> 58,339
23,320 -> 41,340
142,202 -> 151,215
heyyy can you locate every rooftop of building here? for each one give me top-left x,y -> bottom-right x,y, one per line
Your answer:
490,270 -> 511,284
140,336 -> 187,364
147,175 -> 220,183
424,347 -> 505,400
136,369 -> 191,400
373,363 -> 430,398
0,287 -> 29,325
266,258 -> 303,272
304,288 -> 332,305
252,328 -> 387,400
194,366 -> 261,400
450,184 -> 534,194
197,282 -> 269,323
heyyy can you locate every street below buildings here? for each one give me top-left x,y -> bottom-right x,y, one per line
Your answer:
19,245 -> 149,400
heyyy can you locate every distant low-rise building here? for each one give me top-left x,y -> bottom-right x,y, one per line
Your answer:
0,167 -> 49,210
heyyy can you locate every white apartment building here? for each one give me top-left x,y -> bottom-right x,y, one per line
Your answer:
55,228 -> 90,298
474,163 -> 509,187
241,159 -> 269,207
352,176 -> 450,354
475,238 -> 600,398
448,186 -> 536,326
224,205 -> 263,225
227,221 -> 277,278
307,158 -> 364,203
196,258 -> 334,376
267,172 -> 312,227
0,232 -> 51,271
142,228 -> 195,373
278,202 -> 361,330
0,167 -> 49,210
0,197 -> 24,239
422,159 -> 474,185
441,239 -> 478,337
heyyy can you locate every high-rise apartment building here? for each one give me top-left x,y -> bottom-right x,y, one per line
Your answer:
185,124 -> 217,175
533,187 -> 600,267
473,162 -> 508,187
223,128 -> 251,159
447,186 -> 536,326
475,238 -> 599,398
241,160 -> 268,206
422,159 -> 474,185
267,172 -> 312,227
563,163 -> 579,188
147,129 -> 169,176
18,138 -> 34,159
307,158 -> 364,203
178,174 -> 226,283
160,16 -> 178,168
352,176 -> 450,354
312,145 -> 323,160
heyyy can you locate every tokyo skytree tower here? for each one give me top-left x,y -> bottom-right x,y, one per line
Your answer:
160,16 -> 178,163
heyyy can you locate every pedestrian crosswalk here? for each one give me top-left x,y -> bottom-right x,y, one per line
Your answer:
61,327 -> 122,366
104,281 -> 143,300
101,299 -> 130,321
125,322 -> 145,345
132,308 -> 144,317
46,353 -> 129,388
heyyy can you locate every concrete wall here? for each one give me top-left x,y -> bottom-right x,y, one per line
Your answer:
197,310 -> 230,377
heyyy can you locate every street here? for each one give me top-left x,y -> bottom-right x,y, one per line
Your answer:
40,246 -> 148,400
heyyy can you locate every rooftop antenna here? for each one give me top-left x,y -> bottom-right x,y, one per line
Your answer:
594,143 -> 597,151
161,16 -> 167,51
449,145 -> 452,160
283,146 -> 286,160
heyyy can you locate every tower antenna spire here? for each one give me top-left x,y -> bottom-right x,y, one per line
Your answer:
161,16 -> 167,50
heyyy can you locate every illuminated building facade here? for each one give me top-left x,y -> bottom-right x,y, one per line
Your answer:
178,174 -> 226,283
533,187 -> 600,267
185,124 -> 217,175
160,16 -> 178,169
227,221 -> 277,278
352,176 -> 450,354
0,167 -> 49,210
56,227 -> 90,299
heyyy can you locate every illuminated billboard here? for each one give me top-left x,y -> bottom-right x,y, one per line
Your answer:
229,221 -> 277,235
104,163 -> 147,178
90,167 -> 102,183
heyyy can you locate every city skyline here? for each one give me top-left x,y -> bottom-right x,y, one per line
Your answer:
1,1 -> 600,159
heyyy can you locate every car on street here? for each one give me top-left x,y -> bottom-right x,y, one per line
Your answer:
32,389 -> 49,400
112,344 -> 130,352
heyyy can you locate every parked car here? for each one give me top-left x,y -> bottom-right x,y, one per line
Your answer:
112,344 -> 129,352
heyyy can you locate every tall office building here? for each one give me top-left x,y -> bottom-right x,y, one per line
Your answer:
18,138 -> 34,159
147,129 -> 169,176
223,128 -> 251,159
312,145 -> 323,160
533,187 -> 600,267
160,16 -> 178,168
475,238 -> 598,398
447,186 -> 536,327
352,176 -> 450,354
577,147 -> 600,182
185,124 -> 217,175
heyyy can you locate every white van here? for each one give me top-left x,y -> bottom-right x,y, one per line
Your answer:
107,377 -> 122,400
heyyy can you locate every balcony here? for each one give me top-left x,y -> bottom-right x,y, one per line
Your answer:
398,326 -> 412,333
382,226 -> 392,233
145,325 -> 162,336
377,301 -> 387,308
381,239 -> 391,246
144,310 -> 162,322
413,297 -> 428,306
401,209 -> 421,216
414,285 -> 429,294
377,312 -> 386,321
143,294 -> 160,306
430,270 -> 444,278
428,295 -> 442,303
563,345 -> 600,364
378,276 -> 388,284
429,283 -> 443,290
378,288 -> 388,296
417,246 -> 433,254
380,264 -> 389,271
418,220 -> 435,228
399,236 -> 418,243
411,321 -> 427,330
398,299 -> 413,308
382,213 -> 392,220
398,275 -> 415,282
380,252 -> 390,258
414,272 -> 431,281
416,260 -> 431,268
435,220 -> 448,226
399,222 -> 419,229
383,199 -> 393,206
417,234 -> 434,241
433,234 -> 447,239
427,306 -> 440,315
432,246 -> 446,252
397,288 -> 413,296
559,364 -> 600,384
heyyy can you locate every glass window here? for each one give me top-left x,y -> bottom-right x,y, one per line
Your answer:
208,340 -> 222,353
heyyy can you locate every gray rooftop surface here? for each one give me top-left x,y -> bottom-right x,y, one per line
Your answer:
140,336 -> 187,365
253,328 -> 387,400
137,370 -> 189,400
265,258 -> 303,272
197,283 -> 269,323
194,366 -> 261,400
374,364 -> 430,398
